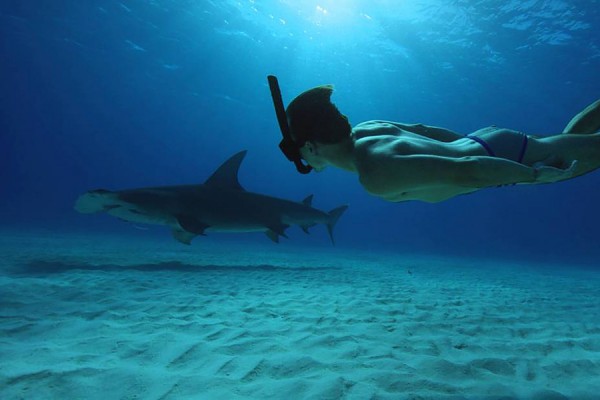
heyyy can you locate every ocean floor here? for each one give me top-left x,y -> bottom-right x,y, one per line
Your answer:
1,231 -> 599,399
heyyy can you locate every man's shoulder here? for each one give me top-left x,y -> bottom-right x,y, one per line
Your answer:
353,130 -> 412,157
354,120 -> 393,128
353,120 -> 421,142
352,135 -> 410,197
353,135 -> 395,154
352,137 -> 408,183
353,120 -> 401,133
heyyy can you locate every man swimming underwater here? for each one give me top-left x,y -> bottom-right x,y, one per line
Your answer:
268,76 -> 600,203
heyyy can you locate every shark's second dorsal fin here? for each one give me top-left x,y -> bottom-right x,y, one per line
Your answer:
204,150 -> 247,191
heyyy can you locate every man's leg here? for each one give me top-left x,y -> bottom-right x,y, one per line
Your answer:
526,133 -> 600,179
563,99 -> 600,134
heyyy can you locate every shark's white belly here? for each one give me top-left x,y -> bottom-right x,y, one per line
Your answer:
204,224 -> 267,233
107,207 -> 173,226
109,206 -> 273,234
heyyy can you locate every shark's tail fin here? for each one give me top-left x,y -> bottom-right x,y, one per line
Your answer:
326,205 -> 348,245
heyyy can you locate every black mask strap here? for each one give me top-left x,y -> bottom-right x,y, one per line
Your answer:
267,75 -> 313,174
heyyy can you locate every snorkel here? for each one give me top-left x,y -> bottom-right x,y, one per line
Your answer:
267,75 -> 313,174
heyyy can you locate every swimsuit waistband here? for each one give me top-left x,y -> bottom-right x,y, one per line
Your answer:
467,131 -> 528,164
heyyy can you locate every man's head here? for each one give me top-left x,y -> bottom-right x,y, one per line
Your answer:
267,75 -> 352,174
286,85 -> 351,147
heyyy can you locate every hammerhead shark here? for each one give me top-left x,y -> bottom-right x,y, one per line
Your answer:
75,151 -> 348,245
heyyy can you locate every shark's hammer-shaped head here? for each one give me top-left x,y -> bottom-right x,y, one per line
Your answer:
74,189 -> 117,213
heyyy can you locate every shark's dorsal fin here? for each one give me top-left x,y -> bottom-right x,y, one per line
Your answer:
302,195 -> 313,206
204,150 -> 247,191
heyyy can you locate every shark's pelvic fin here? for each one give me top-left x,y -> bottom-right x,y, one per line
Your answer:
176,215 -> 210,235
326,205 -> 348,245
172,229 -> 196,245
300,224 -> 315,234
298,195 -> 315,234
204,150 -> 247,191
265,230 -> 280,243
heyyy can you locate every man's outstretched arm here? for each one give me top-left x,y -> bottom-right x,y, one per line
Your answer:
358,153 -> 576,198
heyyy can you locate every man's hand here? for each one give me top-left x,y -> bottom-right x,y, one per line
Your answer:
534,160 -> 578,184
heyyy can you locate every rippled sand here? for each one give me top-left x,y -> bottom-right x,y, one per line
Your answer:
1,232 -> 599,399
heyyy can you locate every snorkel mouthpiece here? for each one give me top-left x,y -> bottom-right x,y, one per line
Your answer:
267,75 -> 313,174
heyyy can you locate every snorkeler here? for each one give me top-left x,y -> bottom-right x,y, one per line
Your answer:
268,76 -> 600,203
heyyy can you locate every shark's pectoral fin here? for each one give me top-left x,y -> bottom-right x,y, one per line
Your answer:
176,215 -> 210,235
172,229 -> 197,245
265,223 -> 289,243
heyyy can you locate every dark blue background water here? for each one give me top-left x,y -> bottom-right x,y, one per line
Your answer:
2,1 -> 599,263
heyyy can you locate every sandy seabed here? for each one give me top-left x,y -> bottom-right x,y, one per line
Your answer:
1,231 -> 599,399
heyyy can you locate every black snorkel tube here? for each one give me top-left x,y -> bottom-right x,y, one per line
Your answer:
267,75 -> 313,174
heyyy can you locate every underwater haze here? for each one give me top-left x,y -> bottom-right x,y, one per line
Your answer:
2,1 -> 600,399
0,0 -> 600,261
1,0 -> 599,261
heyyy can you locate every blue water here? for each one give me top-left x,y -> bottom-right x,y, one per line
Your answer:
2,0 -> 600,263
